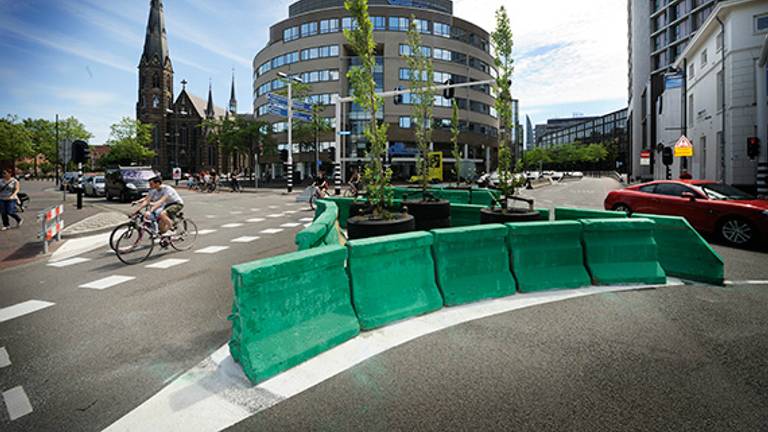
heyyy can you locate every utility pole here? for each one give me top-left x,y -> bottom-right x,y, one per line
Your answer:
278,72 -> 302,193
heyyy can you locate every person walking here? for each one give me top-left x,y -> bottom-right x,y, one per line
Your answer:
0,169 -> 23,231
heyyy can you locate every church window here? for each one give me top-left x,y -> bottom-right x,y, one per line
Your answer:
152,73 -> 160,88
153,95 -> 160,109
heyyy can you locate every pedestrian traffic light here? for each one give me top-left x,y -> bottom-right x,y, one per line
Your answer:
662,146 -> 673,166
71,140 -> 90,164
443,79 -> 454,99
393,87 -> 403,105
747,137 -> 760,160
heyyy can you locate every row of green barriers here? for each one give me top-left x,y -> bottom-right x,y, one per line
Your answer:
230,217 -> 675,385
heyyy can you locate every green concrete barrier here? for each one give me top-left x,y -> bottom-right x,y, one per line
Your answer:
229,245 -> 360,384
322,197 -> 357,228
295,223 -> 327,250
347,232 -> 443,330
433,188 -> 471,204
580,218 -> 666,285
633,213 -> 724,285
313,199 -> 328,220
536,208 -> 551,221
296,200 -> 339,250
432,224 -> 516,305
450,203 -> 486,227
506,221 -> 591,292
469,188 -> 500,206
555,207 -> 627,221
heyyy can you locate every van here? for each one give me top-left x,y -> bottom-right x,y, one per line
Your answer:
105,166 -> 157,202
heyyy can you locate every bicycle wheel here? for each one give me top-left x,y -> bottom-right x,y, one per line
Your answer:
109,222 -> 134,251
115,227 -> 154,265
170,218 -> 198,251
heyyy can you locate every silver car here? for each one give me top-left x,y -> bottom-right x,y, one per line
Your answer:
84,175 -> 106,197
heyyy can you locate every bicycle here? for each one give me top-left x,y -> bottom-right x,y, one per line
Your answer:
308,185 -> 329,211
114,210 -> 198,265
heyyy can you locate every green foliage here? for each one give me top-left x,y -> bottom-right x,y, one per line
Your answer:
99,117 -> 155,167
345,0 -> 393,218
491,6 -> 518,206
450,100 -> 462,186
522,142 -> 611,171
406,16 -> 435,196
0,115 -> 33,162
202,116 -> 273,163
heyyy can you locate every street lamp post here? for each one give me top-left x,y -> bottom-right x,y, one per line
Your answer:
277,72 -> 303,193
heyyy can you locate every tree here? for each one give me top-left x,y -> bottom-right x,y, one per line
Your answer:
406,16 -> 435,196
21,116 -> 91,173
0,115 -> 33,164
99,117 -> 155,167
345,0 -> 392,218
449,100 -> 462,186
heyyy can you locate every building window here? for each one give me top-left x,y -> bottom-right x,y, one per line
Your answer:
299,69 -> 340,83
716,32 -> 723,51
688,63 -> 695,79
688,94 -> 694,126
716,70 -> 723,110
301,45 -> 340,61
256,104 -> 269,117
399,44 -> 431,57
433,48 -> 451,61
320,19 -> 339,33
342,17 -> 358,30
413,19 -> 429,33
300,22 -> 318,37
399,117 -> 412,128
701,49 -> 707,65
756,14 -> 768,32
283,26 -> 299,42
257,82 -> 271,96
433,22 -> 450,37
388,16 -> 409,31
371,16 -> 386,31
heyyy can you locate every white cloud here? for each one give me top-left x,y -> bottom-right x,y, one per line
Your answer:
54,89 -> 120,107
454,0 -> 628,108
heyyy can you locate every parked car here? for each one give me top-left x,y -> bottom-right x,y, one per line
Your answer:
604,180 -> 768,247
60,172 -> 79,191
105,167 -> 156,202
84,175 -> 106,197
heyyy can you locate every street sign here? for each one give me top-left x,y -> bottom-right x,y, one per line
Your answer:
640,150 -> 651,166
674,135 -> 694,157
267,93 -> 312,112
172,167 -> 182,180
337,131 -> 352,136
428,151 -> 443,181
268,104 -> 312,122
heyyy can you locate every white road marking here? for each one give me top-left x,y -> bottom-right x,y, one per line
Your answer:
229,211 -> 243,215
0,300 -> 55,323
197,229 -> 217,235
724,280 -> 768,285
259,228 -> 284,234
195,246 -> 230,254
246,218 -> 265,223
221,223 -> 244,228
205,215 -> 216,219
47,257 -> 92,268
267,213 -> 284,218
49,232 -> 111,263
280,223 -> 301,228
268,205 -> 279,209
105,279 -> 684,432
284,210 -> 298,214
303,223 -> 312,228
250,208 -> 261,212
79,276 -> 136,290
3,386 -> 32,421
299,218 -> 314,222
145,259 -> 190,269
231,236 -> 260,243
0,347 -> 10,368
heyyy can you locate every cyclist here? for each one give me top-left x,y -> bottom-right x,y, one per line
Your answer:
348,168 -> 362,196
314,169 -> 329,198
132,176 -> 184,236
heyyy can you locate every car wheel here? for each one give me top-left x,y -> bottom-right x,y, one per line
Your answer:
612,203 -> 632,214
719,217 -> 756,247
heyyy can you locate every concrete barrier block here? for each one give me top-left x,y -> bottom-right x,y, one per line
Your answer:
555,207 -> 627,221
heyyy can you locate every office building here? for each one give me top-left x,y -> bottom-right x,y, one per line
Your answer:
534,115 -> 599,148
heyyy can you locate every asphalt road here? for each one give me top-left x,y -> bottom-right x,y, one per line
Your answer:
0,188 -> 313,430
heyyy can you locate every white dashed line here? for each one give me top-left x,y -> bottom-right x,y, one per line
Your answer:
205,215 -> 216,219
231,236 -> 261,243
221,223 -> 244,228
0,300 -> 55,323
0,347 -> 10,368
195,246 -> 230,254
250,208 -> 261,212
259,228 -> 284,234
268,205 -> 279,209
303,223 -> 312,228
145,259 -> 190,269
267,213 -> 284,218
197,229 -> 217,235
47,257 -> 92,268
280,223 -> 301,228
3,386 -> 32,421
79,276 -> 136,290
299,218 -> 314,222
246,218 -> 265,223
725,280 -> 768,285
284,210 -> 299,214
229,211 -> 243,215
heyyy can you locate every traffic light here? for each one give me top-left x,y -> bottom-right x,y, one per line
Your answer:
279,149 -> 288,162
747,137 -> 760,160
328,146 -> 336,162
662,146 -> 673,166
443,79 -> 454,99
71,140 -> 90,164
393,87 -> 403,105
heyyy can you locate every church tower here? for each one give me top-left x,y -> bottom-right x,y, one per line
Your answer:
228,70 -> 237,116
137,0 -> 173,174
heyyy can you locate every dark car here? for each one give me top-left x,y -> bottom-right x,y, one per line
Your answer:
604,180 -> 768,247
60,172 -> 79,191
105,167 -> 156,202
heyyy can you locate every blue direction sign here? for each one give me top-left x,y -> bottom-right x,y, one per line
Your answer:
337,131 -> 352,136
268,104 -> 312,122
267,93 -> 313,112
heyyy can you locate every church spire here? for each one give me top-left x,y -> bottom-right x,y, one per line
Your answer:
229,69 -> 237,115
140,0 -> 171,69
206,79 -> 215,119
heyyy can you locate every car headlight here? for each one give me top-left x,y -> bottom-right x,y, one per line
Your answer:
126,183 -> 137,189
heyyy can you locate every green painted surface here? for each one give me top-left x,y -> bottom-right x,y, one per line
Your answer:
296,201 -> 338,250
449,203 -> 486,227
313,199 -> 327,220
322,197 -> 359,228
469,189 -> 499,206
433,189 -> 471,204
632,213 -> 724,285
506,221 -> 591,292
347,232 -> 443,330
432,224 -> 516,305
295,223 -> 326,251
580,218 -> 667,285
555,207 -> 628,221
229,245 -> 360,384
536,208 -> 551,221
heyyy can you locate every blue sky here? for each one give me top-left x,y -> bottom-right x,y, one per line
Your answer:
0,0 -> 627,146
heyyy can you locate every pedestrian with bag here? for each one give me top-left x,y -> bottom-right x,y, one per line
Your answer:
0,169 -> 23,231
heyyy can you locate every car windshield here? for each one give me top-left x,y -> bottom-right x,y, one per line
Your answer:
122,170 -> 155,181
698,184 -> 756,200
94,176 -> 105,183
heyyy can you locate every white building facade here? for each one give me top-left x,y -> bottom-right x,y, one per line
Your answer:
669,0 -> 768,189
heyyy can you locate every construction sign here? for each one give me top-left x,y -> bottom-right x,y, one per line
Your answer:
674,135 -> 694,158
428,152 -> 443,181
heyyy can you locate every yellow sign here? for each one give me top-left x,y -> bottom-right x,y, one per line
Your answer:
674,135 -> 694,157
428,152 -> 443,181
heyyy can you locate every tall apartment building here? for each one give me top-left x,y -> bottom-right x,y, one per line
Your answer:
252,0 -> 501,182
628,0 -> 721,180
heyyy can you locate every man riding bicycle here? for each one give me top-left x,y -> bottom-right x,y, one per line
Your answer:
132,176 -> 184,236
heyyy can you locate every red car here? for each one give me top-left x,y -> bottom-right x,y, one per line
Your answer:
604,180 -> 768,247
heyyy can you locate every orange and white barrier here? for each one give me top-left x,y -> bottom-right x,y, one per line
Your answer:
38,204 -> 65,254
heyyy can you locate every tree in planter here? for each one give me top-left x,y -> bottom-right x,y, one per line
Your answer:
449,100 -> 462,187
344,0 -> 393,219
406,16 -> 435,196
